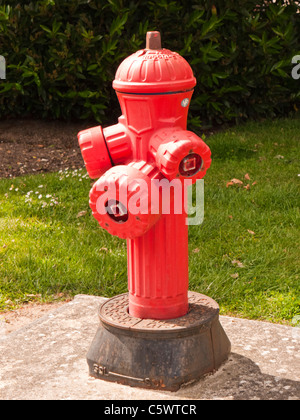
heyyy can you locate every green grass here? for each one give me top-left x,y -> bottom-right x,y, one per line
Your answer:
0,117 -> 299,325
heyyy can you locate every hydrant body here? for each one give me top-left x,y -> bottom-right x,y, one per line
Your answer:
78,32 -> 211,319
81,32 -> 231,391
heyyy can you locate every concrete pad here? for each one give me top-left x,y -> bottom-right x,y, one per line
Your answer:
0,295 -> 299,400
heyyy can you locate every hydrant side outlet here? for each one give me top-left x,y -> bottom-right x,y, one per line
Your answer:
78,126 -> 112,179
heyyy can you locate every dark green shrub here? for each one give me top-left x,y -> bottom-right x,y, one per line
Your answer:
0,0 -> 299,128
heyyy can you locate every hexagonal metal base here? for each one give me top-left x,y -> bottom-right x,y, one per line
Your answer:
86,292 -> 231,391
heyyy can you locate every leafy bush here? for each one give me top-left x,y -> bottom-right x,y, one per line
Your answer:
0,0 -> 299,128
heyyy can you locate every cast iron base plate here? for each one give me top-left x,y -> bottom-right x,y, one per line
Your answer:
86,292 -> 231,391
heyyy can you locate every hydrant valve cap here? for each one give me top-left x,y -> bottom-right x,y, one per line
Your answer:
89,163 -> 161,239
78,126 -> 112,179
151,130 -> 212,182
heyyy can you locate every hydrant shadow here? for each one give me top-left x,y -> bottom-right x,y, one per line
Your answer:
173,352 -> 300,400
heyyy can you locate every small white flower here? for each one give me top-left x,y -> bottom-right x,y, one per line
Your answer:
38,194 -> 42,199
38,185 -> 43,188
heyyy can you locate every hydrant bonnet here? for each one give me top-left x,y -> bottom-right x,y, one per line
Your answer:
113,33 -> 197,94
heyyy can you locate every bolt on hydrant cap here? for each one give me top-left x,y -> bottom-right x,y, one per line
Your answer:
146,31 -> 162,50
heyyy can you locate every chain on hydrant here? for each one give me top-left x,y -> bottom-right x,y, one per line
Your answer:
78,31 -> 211,320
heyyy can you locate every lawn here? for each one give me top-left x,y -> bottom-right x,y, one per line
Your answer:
0,117 -> 299,325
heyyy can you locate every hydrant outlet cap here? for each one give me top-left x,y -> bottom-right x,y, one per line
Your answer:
113,32 -> 196,94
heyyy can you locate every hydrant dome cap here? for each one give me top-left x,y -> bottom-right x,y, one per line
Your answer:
113,48 -> 196,93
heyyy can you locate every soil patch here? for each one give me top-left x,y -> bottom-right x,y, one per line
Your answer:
0,119 -> 92,178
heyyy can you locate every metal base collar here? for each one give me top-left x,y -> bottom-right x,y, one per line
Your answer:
86,292 -> 231,391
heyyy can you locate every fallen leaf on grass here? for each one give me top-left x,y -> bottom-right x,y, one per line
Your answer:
76,210 -> 87,218
227,177 -> 256,190
231,178 -> 243,185
192,248 -> 200,253
231,260 -> 245,268
99,247 -> 108,253
274,155 -> 284,159
226,178 -> 243,188
230,273 -> 239,279
247,229 -> 255,235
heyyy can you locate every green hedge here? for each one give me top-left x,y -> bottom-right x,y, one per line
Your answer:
0,0 -> 300,128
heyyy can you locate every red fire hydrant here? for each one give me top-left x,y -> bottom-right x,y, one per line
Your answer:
78,31 -> 211,320
80,32 -> 230,390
